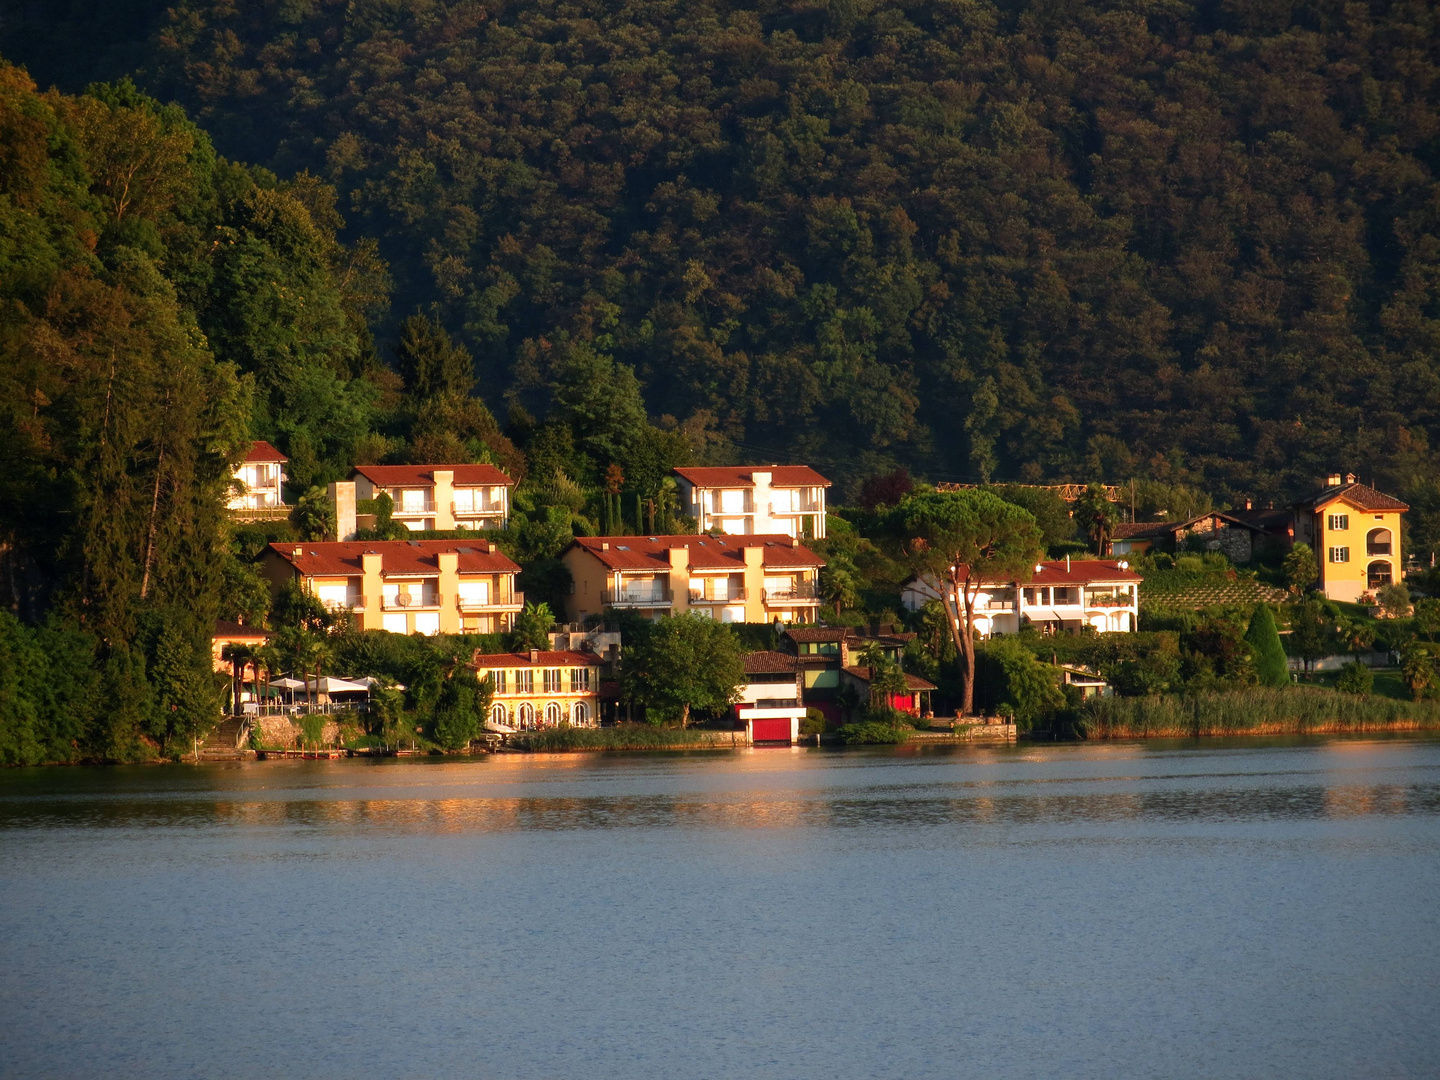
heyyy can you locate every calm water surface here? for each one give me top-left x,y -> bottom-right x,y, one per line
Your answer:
2,736 -> 1439,1079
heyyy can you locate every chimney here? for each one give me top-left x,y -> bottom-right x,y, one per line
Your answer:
1065,554 -> 1071,572
529,648 -> 540,662
487,541 -> 497,555
292,546 -> 303,558
1327,472 -> 1342,487
1345,472 -> 1356,484
601,541 -> 609,551
329,480 -> 357,541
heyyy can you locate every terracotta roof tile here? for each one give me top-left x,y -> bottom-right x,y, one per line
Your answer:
784,627 -> 850,642
213,619 -> 270,640
1297,481 -> 1409,513
841,666 -> 938,691
742,650 -> 801,674
472,651 -> 603,667
243,440 -> 287,463
567,534 -> 824,571
350,463 -> 514,488
266,540 -> 520,578
673,465 -> 831,488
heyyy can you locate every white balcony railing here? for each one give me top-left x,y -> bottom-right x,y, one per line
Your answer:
458,591 -> 524,612
762,583 -> 820,603
689,587 -> 748,603
604,587 -> 673,607
392,499 -> 437,516
383,593 -> 442,610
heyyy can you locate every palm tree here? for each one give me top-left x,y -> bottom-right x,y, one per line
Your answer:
219,642 -> 252,715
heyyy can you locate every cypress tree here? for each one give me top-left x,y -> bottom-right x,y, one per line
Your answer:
1245,604 -> 1289,689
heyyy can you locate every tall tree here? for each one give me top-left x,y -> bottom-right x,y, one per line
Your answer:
1243,605 -> 1290,690
890,490 -> 1043,716
621,613 -> 744,727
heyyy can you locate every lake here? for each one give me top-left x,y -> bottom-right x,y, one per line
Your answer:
2,736 -> 1438,1079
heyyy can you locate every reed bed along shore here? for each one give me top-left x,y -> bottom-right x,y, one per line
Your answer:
1081,687 -> 1440,739
507,726 -> 746,752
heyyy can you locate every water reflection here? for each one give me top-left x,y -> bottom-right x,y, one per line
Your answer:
2,736 -> 1438,833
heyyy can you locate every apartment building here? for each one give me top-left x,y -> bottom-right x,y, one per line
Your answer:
472,649 -> 603,729
227,440 -> 289,519
260,539 -> 523,635
672,466 -> 830,538
1293,474 -> 1408,602
348,464 -> 514,532
561,534 -> 825,624
902,559 -> 1142,636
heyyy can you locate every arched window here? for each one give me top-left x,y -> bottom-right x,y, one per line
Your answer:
572,702 -> 588,726
545,702 -> 562,727
517,702 -> 535,729
490,703 -> 507,727
1367,561 -> 1393,588
1367,528 -> 1392,556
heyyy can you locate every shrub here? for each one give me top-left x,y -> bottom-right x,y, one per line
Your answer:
800,708 -> 829,736
1081,686 -> 1440,738
1376,583 -> 1411,619
298,713 -> 327,749
836,721 -> 911,745
1335,662 -> 1374,696
974,637 -> 1063,728
1244,604 -> 1290,688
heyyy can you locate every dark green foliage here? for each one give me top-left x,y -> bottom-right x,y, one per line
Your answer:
1286,598 -> 1346,675
0,612 -> 100,765
394,313 -> 474,401
1244,605 -> 1291,689
1335,662 -> 1375,697
985,486 -> 1075,550
974,637 -> 1064,730
836,721 -> 911,745
509,726 -> 742,752
431,672 -> 493,750
621,612 -> 746,726
1284,545 -> 1319,595
511,602 -> 556,651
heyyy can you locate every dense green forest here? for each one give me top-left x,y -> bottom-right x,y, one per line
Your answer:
7,0 -> 1440,501
3,0 -> 1440,762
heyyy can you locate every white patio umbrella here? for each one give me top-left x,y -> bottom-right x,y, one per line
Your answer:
484,720 -> 516,734
270,677 -> 307,690
308,676 -> 370,693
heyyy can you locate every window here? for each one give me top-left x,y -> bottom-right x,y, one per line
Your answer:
720,489 -> 746,514
1327,514 -> 1349,531
573,702 -> 588,725
1329,547 -> 1350,563
490,670 -> 507,694
517,702 -> 535,729
545,702 -> 562,726
1023,587 -> 1050,606
1367,561 -> 1393,588
516,669 -> 534,693
543,669 -> 561,693
570,668 -> 591,691
400,488 -> 428,513
490,703 -> 507,726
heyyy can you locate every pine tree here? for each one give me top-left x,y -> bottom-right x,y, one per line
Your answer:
1245,604 -> 1290,689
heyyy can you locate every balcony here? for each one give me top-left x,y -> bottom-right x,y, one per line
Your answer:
322,599 -> 365,613
452,500 -> 505,517
689,587 -> 748,604
762,583 -> 820,603
458,590 -> 524,612
604,586 -> 673,607
392,499 -> 437,516
1367,543 -> 1392,556
1084,593 -> 1134,609
383,592 -> 442,610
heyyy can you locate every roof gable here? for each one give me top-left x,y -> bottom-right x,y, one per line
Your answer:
349,463 -> 514,488
673,465 -> 831,488
1303,482 -> 1409,514
243,440 -> 287,463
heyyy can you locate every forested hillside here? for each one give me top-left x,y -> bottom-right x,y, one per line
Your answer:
7,0 -> 1438,501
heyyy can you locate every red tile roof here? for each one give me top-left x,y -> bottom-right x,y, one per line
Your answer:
567,534 -> 824,571
1297,481 -> 1409,513
841,666 -> 938,691
350,464 -> 514,488
213,619 -> 270,640
743,650 -> 801,674
266,540 -> 520,578
243,440 -> 287,463
673,465 -> 831,488
472,651 -> 604,668
937,560 -> 1141,587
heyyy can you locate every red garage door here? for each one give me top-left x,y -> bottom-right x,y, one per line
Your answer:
751,718 -> 792,743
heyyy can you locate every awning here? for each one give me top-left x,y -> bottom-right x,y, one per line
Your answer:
271,677 -> 307,691
307,676 -> 370,693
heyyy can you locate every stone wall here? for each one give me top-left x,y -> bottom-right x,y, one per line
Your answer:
254,714 -> 344,749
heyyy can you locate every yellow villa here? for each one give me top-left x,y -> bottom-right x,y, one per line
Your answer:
1293,474 -> 1408,603
260,539 -> 523,634
472,649 -> 604,729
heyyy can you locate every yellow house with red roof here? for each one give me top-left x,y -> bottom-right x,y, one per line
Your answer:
348,464 -> 515,531
1293,474 -> 1408,603
672,465 -> 830,538
561,534 -> 825,624
471,649 -> 603,729
260,539 -> 523,635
